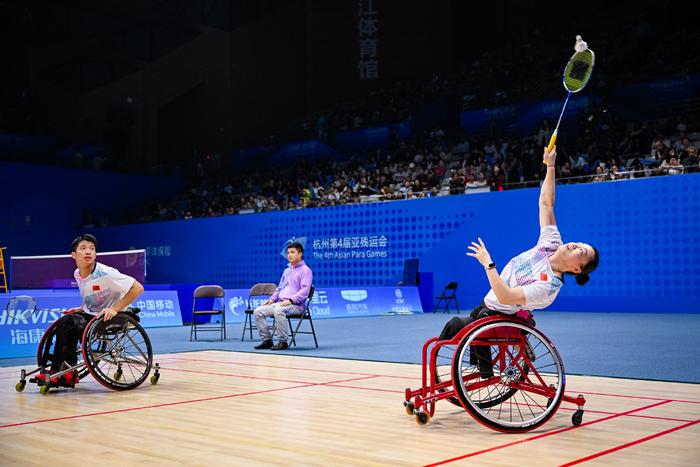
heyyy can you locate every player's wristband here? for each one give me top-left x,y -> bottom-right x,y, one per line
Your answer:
485,262 -> 496,270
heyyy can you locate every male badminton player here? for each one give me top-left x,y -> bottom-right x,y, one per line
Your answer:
37,234 -> 144,385
439,145 -> 599,340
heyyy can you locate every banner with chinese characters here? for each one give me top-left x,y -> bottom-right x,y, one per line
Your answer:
357,0 -> 379,80
311,235 -> 389,260
0,291 -> 182,359
224,285 -> 422,323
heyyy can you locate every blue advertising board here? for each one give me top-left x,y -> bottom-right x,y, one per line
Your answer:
225,286 -> 423,323
0,291 -> 182,359
270,140 -> 338,163
460,96 -> 596,135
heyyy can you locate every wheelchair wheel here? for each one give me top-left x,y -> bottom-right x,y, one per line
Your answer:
81,314 -> 153,391
36,320 -> 90,381
452,319 -> 564,433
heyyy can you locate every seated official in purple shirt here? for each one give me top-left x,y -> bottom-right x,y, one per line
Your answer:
254,242 -> 313,350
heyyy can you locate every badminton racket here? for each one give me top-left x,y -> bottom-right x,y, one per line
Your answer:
545,35 -> 595,161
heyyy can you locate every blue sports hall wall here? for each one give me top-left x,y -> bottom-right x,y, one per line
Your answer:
90,174 -> 700,314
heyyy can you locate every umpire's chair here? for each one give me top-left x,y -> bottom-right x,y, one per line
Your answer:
434,282 -> 460,313
286,285 -> 318,348
241,282 -> 278,341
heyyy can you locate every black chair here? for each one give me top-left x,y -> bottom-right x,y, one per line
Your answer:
241,282 -> 278,341
190,285 -> 226,341
286,285 -> 318,348
435,282 -> 459,313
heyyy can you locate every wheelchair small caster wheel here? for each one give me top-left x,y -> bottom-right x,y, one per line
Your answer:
113,370 -> 122,381
40,385 -> 50,396
150,374 -> 160,385
404,401 -> 415,415
415,411 -> 430,425
15,381 -> 26,392
572,410 -> 584,426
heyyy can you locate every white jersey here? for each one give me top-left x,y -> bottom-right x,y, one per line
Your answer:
74,262 -> 135,315
484,225 -> 564,314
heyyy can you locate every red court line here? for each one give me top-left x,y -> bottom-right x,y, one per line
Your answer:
555,405 -> 694,423
165,355 -> 413,379
559,419 -> 700,466
160,366 -> 315,384
572,390 -> 700,404
0,358 -> 184,379
0,374 -> 379,429
160,365 -> 381,386
322,383 -> 404,394
0,384 -> 315,429
422,400 -> 672,467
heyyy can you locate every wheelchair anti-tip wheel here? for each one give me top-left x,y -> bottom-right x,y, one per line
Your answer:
452,319 -> 565,433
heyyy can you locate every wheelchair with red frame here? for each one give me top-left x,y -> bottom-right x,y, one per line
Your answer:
15,308 -> 160,395
403,312 -> 585,432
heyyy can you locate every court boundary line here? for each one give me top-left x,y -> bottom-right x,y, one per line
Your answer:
559,419 -> 700,466
163,355 -> 413,379
421,400 -> 672,467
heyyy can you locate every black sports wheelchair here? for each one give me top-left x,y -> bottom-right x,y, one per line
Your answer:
15,308 -> 160,395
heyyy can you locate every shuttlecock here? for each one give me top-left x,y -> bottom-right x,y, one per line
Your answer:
574,35 -> 588,52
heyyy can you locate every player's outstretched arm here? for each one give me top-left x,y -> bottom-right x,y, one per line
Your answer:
539,145 -> 557,228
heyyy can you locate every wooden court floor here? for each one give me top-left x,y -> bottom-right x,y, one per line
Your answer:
1,350 -> 698,466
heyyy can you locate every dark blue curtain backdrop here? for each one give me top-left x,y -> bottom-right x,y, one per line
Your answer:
90,174 -> 700,313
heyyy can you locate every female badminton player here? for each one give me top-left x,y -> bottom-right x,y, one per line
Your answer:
439,145 -> 599,340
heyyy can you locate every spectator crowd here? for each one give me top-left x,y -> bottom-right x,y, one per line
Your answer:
126,109 -> 699,224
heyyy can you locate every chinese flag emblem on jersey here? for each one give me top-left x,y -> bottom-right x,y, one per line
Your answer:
92,285 -> 100,291
540,273 -> 548,282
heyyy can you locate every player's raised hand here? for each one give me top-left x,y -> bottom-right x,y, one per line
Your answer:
466,237 -> 493,268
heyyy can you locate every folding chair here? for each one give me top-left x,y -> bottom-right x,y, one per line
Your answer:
287,285 -> 318,348
434,282 -> 459,313
190,285 -> 226,341
241,282 -> 277,341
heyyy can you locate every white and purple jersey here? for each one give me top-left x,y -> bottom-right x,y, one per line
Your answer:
484,225 -> 564,314
74,262 -> 135,315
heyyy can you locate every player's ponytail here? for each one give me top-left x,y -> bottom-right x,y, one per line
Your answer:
574,246 -> 599,286
575,273 -> 590,286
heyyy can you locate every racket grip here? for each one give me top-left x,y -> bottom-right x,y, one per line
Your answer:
544,131 -> 558,163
